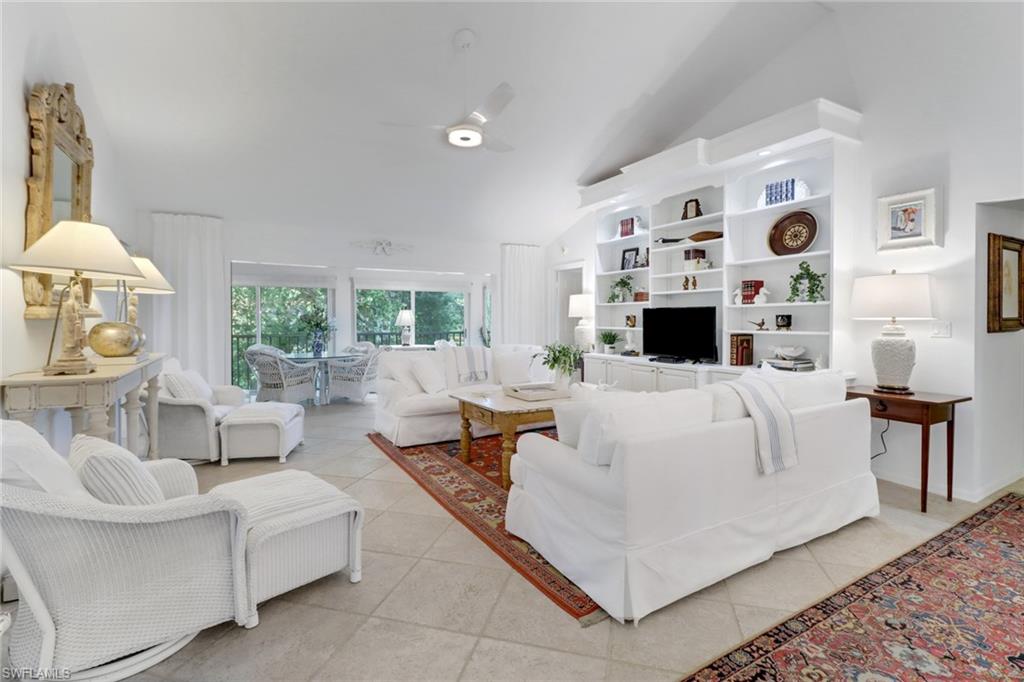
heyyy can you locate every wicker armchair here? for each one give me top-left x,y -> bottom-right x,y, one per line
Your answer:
244,345 -> 318,404
327,348 -> 385,403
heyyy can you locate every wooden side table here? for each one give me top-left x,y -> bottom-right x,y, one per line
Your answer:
846,386 -> 972,513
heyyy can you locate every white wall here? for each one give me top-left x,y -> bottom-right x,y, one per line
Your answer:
974,202 -> 1024,496
1,4 -> 139,446
548,3 -> 1023,500
544,214 -> 596,343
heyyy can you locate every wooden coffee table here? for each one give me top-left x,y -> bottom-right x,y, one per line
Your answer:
451,388 -> 570,490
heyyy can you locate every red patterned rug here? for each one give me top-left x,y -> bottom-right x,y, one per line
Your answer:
686,493 -> 1024,681
367,430 -> 606,625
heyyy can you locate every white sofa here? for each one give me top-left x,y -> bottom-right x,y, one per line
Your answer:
374,344 -> 551,447
505,371 -> 879,623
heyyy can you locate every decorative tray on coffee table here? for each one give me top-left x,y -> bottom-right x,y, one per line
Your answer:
503,382 -> 570,402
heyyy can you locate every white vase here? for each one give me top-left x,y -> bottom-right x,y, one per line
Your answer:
604,344 -> 618,355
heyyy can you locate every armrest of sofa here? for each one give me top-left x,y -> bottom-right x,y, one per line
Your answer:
213,385 -> 248,407
142,459 -> 199,498
514,433 -> 621,508
375,378 -> 410,410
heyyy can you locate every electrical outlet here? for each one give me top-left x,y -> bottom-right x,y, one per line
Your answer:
930,320 -> 952,338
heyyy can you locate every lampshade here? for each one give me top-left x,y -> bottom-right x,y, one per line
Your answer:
93,256 -> 175,294
851,271 -> 934,320
7,221 -> 144,280
395,309 -> 415,326
568,293 -> 593,319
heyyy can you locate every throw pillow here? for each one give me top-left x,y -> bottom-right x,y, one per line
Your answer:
390,360 -> 424,395
443,345 -> 491,388
0,420 -> 92,498
411,356 -> 446,394
163,370 -> 214,402
69,435 -> 165,505
699,383 -> 750,421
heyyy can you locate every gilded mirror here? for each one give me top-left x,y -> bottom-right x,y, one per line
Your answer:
23,82 -> 98,319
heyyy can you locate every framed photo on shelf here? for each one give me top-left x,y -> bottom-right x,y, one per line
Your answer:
619,217 -> 635,238
621,247 -> 639,271
877,188 -> 939,250
625,314 -> 637,328
987,233 -> 1023,332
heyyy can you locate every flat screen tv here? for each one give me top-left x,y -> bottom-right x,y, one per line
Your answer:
642,306 -> 717,362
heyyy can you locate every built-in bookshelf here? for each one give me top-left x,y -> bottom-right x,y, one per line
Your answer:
590,141 -> 838,369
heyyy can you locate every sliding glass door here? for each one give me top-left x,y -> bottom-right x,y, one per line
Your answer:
354,287 -> 467,346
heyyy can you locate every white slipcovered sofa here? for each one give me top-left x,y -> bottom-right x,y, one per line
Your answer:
0,420 -> 361,680
505,370 -> 879,623
374,344 -> 552,447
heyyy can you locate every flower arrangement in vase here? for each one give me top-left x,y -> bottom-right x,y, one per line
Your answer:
539,342 -> 584,388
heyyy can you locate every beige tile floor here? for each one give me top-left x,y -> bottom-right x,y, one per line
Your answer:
138,398 -> 1024,682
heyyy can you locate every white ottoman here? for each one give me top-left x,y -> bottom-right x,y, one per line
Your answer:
218,402 -> 304,466
210,470 -> 363,625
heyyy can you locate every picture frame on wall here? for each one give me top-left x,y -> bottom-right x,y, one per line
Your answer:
877,188 -> 939,250
987,233 -> 1024,332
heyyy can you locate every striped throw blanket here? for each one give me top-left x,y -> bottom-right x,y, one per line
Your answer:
725,376 -> 798,475
451,345 -> 489,384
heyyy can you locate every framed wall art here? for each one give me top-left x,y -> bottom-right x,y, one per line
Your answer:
987,232 -> 1023,332
877,188 -> 939,250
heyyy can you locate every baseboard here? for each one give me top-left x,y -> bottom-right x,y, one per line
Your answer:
873,467 -> 1024,504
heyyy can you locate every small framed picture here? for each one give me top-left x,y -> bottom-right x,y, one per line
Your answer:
877,188 -> 939,250
619,217 -> 635,238
681,198 -> 703,220
625,314 -> 637,328
987,233 -> 1023,332
775,314 -> 792,331
621,247 -> 639,271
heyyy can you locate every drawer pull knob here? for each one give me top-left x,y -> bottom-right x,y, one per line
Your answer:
876,400 -> 888,412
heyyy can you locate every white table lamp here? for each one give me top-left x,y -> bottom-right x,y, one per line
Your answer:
395,309 -> 414,346
8,221 -> 144,374
94,256 -> 175,324
851,270 -> 934,394
568,293 -> 594,351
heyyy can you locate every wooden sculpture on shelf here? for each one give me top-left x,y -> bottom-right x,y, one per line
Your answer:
749,318 -> 767,331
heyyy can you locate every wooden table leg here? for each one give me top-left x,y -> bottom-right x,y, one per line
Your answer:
500,423 -> 516,491
946,406 -> 955,502
920,417 -> 931,513
459,407 -> 472,464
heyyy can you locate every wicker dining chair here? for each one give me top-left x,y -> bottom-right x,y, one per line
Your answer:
243,345 -> 318,404
326,348 -> 385,403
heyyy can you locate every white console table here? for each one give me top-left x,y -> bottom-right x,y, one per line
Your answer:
0,353 -> 165,459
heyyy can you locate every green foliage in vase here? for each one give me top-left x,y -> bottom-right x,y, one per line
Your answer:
540,342 -> 584,376
608,274 -> 634,303
297,306 -> 337,335
599,330 -> 621,344
787,261 -> 828,303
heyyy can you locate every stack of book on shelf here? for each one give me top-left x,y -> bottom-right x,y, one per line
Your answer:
762,357 -> 815,372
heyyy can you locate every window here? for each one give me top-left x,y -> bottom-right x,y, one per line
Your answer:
230,285 -> 331,389
354,287 -> 466,346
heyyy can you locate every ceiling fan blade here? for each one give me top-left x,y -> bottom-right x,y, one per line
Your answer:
468,82 -> 515,125
483,134 -> 514,153
378,121 -> 446,130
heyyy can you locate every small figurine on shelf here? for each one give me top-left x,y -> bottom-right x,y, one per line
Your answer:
749,318 -> 767,331
732,288 -> 743,305
623,330 -> 638,356
690,276 -> 698,290
753,287 -> 771,305
681,277 -> 690,291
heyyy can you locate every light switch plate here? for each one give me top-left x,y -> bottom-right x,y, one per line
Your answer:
930,320 -> 952,338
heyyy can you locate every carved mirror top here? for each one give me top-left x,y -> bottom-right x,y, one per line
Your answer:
24,82 -> 98,319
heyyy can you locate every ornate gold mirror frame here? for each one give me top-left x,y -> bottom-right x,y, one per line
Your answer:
23,82 -> 99,319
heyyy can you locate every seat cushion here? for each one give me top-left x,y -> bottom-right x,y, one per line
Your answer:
210,470 -> 350,527
391,392 -> 459,417
222,401 -> 303,424
0,420 -> 92,498
69,434 -> 165,505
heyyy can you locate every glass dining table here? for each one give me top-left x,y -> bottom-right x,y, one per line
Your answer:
284,352 -> 360,406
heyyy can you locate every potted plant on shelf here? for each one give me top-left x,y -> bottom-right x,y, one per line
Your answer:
538,342 -> 584,389
608,274 -> 634,303
599,330 -> 621,355
787,261 -> 828,303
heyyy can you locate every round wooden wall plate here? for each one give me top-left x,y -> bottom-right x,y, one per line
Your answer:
768,211 -> 818,255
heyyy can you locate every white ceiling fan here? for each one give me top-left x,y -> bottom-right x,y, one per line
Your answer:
381,28 -> 516,152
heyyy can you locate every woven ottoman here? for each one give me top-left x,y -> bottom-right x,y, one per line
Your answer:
218,402 -> 304,466
210,470 -> 363,626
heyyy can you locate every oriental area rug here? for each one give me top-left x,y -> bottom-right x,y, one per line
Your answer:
685,493 -> 1024,681
367,429 -> 606,625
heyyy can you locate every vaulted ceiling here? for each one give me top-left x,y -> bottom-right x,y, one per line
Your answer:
60,2 -> 832,244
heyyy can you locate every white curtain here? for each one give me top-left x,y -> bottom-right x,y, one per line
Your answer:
148,213 -> 229,383
498,243 -> 545,345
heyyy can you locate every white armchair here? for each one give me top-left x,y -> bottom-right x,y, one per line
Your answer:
244,345 -> 318,404
155,381 -> 248,462
327,348 -> 385,403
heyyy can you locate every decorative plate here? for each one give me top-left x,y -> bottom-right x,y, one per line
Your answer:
768,211 -> 817,255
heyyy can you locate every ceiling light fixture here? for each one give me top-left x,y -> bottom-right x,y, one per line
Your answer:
447,124 -> 483,148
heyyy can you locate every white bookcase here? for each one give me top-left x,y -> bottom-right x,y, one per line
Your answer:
590,140 -> 841,372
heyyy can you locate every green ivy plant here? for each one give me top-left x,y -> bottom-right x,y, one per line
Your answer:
599,330 -> 621,345
608,274 -> 634,303
540,342 -> 584,377
787,261 -> 827,303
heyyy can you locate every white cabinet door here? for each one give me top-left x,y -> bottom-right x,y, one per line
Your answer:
656,368 -> 696,391
607,360 -> 631,390
628,365 -> 658,392
708,370 -> 741,384
583,358 -> 606,384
